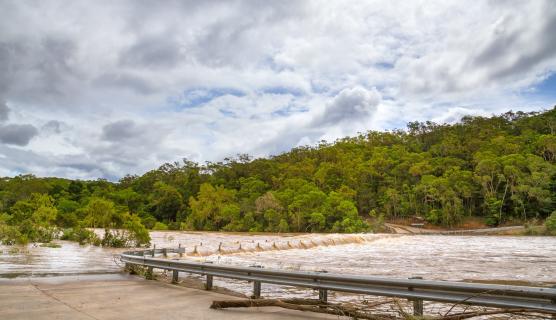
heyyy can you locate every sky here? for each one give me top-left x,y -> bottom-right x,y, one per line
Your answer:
0,0 -> 555,181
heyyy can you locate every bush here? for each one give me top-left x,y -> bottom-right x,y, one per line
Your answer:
545,211 -> 556,236
141,215 -> 157,229
61,227 -> 100,245
426,209 -> 440,224
168,221 -> 181,230
0,223 -> 26,245
101,229 -> 128,247
123,215 -> 151,247
485,215 -> 499,227
56,211 -> 78,228
152,222 -> 168,230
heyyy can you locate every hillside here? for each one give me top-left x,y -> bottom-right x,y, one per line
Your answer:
2,107 -> 556,243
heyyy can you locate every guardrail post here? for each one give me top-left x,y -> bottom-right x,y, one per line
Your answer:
205,275 -> 213,290
152,244 -> 156,257
318,289 -> 328,303
163,248 -> 167,258
315,271 -> 328,305
409,277 -> 423,317
252,281 -> 261,299
552,285 -> 556,319
146,266 -> 154,280
178,244 -> 183,258
172,270 -> 179,284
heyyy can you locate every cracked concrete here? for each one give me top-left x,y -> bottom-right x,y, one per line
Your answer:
0,274 -> 343,320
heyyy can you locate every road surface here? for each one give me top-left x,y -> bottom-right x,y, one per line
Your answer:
0,274 -> 344,320
384,223 -> 524,235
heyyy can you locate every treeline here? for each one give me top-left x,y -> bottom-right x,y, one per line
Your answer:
2,107 -> 556,244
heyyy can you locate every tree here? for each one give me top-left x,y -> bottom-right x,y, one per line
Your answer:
84,198 -> 117,228
187,183 -> 239,230
150,182 -> 183,222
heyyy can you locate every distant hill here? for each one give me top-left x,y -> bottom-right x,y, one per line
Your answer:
2,106 -> 556,237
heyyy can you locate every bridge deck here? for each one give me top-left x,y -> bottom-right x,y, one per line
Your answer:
0,274 -> 341,320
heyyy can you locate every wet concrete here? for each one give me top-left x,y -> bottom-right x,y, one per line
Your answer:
0,274 -> 343,320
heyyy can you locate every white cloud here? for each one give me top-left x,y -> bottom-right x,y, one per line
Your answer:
0,0 -> 555,179
314,87 -> 381,126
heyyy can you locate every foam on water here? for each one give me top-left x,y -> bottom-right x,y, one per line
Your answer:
184,233 -> 399,257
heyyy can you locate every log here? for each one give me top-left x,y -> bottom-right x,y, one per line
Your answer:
441,309 -> 555,320
211,298 -> 321,309
210,298 -> 393,320
210,298 -> 555,320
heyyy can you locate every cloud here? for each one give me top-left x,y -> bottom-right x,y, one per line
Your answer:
120,35 -> 183,69
0,100 -> 9,122
42,120 -> 62,134
0,1 -> 555,179
314,87 -> 381,126
0,124 -> 38,146
101,120 -> 143,141
93,72 -> 157,95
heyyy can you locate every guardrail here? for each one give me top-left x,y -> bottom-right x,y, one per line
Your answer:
120,247 -> 556,316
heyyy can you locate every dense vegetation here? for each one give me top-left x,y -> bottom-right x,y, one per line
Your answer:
2,107 -> 556,245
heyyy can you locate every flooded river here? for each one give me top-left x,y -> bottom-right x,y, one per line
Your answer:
2,231 -> 554,316
1,231 -> 555,290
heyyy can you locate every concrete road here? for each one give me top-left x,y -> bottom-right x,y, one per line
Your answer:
385,223 -> 525,235
0,274 -> 343,320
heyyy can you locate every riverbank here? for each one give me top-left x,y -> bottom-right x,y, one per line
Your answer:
0,274 -> 342,320
383,223 -> 527,235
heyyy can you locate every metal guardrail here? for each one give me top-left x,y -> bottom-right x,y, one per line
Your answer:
120,247 -> 556,316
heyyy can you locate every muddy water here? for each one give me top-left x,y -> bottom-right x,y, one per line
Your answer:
0,242 -> 122,277
1,232 -> 555,289
196,235 -> 556,301
0,231 -> 382,277
206,235 -> 556,284
3,232 -> 554,317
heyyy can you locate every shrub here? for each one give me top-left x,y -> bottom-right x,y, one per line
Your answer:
101,229 -> 128,247
0,223 -> 26,245
426,209 -> 440,224
152,222 -> 168,230
545,211 -> 556,236
167,221 -> 181,230
141,215 -> 157,229
123,215 -> 151,247
61,227 -> 99,245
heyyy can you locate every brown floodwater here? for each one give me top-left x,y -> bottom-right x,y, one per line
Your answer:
2,231 -> 554,316
1,231 -> 555,288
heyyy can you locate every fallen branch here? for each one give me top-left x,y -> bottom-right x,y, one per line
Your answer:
440,309 -> 554,320
210,298 -> 320,309
210,298 -> 393,320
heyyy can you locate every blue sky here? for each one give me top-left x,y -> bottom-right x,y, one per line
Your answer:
532,73 -> 556,100
0,1 -> 555,180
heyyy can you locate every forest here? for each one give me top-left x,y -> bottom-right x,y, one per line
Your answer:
2,107 -> 556,246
